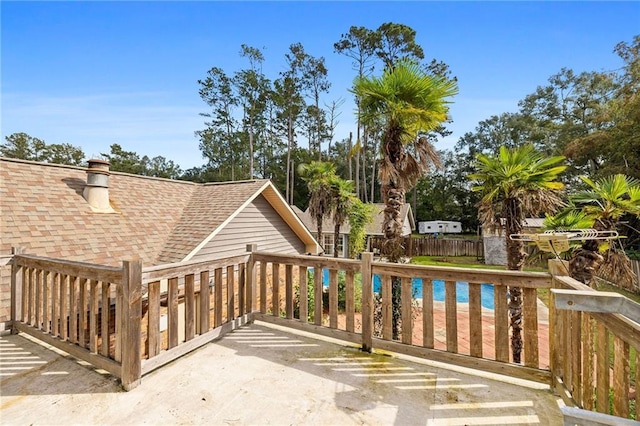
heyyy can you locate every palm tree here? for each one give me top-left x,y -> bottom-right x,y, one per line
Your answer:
567,174 -> 640,289
353,59 -> 458,338
299,161 -> 337,254
330,177 -> 355,258
469,144 -> 566,364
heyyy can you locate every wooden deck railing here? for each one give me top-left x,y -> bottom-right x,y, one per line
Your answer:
549,260 -> 639,423
139,252 -> 251,375
15,244 -> 637,423
250,250 -> 552,383
11,251 -> 142,390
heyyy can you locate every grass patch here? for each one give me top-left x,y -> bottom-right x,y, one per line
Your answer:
411,256 -> 548,272
595,279 -> 640,304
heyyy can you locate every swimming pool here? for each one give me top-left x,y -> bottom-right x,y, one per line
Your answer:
372,276 -> 495,309
317,269 -> 495,309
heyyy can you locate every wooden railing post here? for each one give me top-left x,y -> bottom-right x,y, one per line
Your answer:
10,247 -> 26,334
246,244 -> 257,313
361,252 -> 373,352
548,259 -> 568,390
120,259 -> 142,391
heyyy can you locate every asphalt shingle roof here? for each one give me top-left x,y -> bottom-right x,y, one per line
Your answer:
0,158 -> 269,266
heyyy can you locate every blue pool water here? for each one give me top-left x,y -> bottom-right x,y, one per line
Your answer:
318,269 -> 495,309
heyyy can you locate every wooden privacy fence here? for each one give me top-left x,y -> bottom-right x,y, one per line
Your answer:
549,260 -> 639,423
369,236 -> 483,258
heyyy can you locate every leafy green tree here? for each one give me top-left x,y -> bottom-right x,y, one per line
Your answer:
2,133 -> 85,166
101,144 -> 147,175
414,151 -> 479,232
44,143 -> 85,166
330,177 -> 355,258
299,161 -> 337,250
235,44 -> 270,179
375,22 -> 424,70
353,59 -> 458,339
348,199 -> 375,258
469,145 -> 566,363
565,174 -> 640,290
288,43 -> 331,160
197,66 -> 241,180
563,37 -> 640,180
145,155 -> 182,179
275,45 -> 307,203
334,26 -> 380,198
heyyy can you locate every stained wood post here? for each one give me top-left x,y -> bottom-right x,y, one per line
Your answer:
361,252 -> 373,352
548,259 -> 567,388
10,247 -> 26,334
120,259 -> 142,391
246,244 -> 257,314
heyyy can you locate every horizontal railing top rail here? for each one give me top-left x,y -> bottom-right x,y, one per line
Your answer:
142,253 -> 250,284
252,251 -> 361,272
371,261 -> 551,288
13,254 -> 123,284
553,274 -> 640,349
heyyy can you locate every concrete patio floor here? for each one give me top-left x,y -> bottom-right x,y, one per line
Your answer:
1,321 -> 563,425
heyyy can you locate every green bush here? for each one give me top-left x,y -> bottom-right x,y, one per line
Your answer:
294,269 -> 363,322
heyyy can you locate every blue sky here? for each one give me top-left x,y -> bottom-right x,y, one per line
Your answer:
2,1 -> 638,169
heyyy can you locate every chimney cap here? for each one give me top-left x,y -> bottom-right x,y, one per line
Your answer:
87,158 -> 110,175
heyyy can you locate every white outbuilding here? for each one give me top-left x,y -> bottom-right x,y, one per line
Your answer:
418,220 -> 462,234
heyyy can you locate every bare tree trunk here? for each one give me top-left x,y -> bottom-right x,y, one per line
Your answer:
290,159 -> 295,206
362,131 -> 368,202
286,115 -> 293,204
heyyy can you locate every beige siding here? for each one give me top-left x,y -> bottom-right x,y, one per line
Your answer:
191,195 -> 306,261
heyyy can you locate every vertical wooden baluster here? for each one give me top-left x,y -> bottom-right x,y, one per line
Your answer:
69,276 -> 78,344
148,280 -> 161,358
285,265 -> 293,320
401,277 -> 412,345
523,287 -> 539,368
469,283 -> 482,358
101,281 -> 110,356
299,266 -> 308,323
199,271 -> 210,334
214,268 -> 223,327
345,270 -> 354,333
422,278 -> 434,349
329,269 -> 338,329
227,266 -> 235,322
185,274 -> 195,341
381,275 -> 392,341
168,277 -> 178,349
494,285 -> 509,362
89,280 -> 99,353
272,263 -> 280,317
60,274 -> 68,341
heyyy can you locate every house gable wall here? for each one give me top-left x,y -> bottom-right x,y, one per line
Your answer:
189,194 -> 306,261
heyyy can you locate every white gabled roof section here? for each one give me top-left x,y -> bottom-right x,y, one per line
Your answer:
182,180 -> 320,262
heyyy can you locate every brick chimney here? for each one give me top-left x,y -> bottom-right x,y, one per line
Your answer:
83,159 -> 114,212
